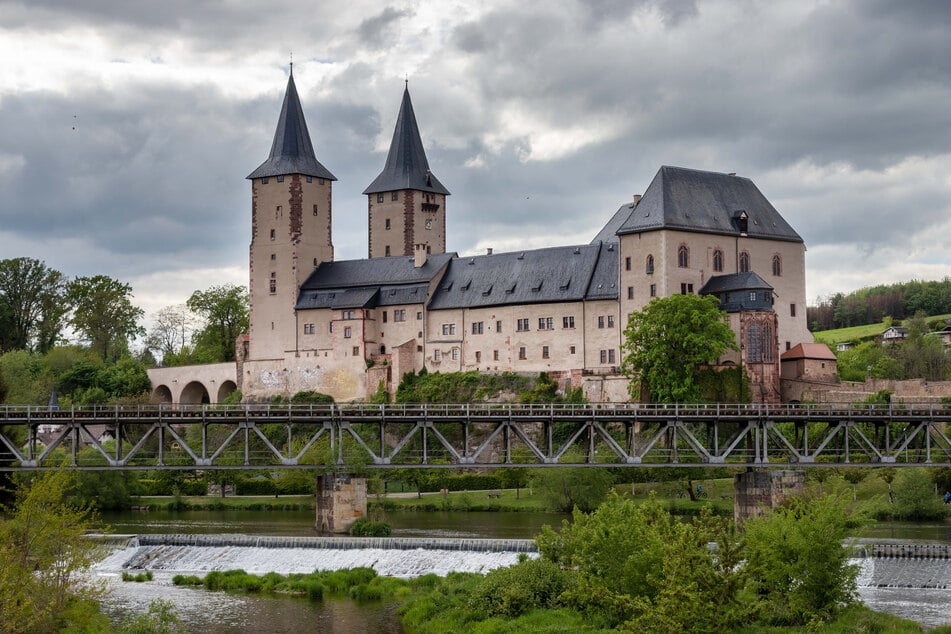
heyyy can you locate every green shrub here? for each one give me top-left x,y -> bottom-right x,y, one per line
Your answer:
349,517 -> 392,537
290,390 -> 334,404
475,557 -> 570,618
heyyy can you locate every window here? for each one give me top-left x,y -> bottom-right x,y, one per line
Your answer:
563,316 -> 575,329
394,309 -> 406,322
598,316 -> 605,329
434,350 -> 441,361
600,350 -> 607,364
517,318 -> 529,332
496,320 -> 502,332
313,204 -> 318,216
713,249 -> 723,272
277,175 -> 284,183
344,326 -> 352,338
627,286 -> 634,300
542,345 -> 550,359
625,256 -> 631,271
440,323 -> 456,336
417,312 -> 423,320
650,283 -> 656,297
329,322 -> 334,333
772,255 -> 782,277
493,350 -> 499,361
385,246 -> 391,257
303,323 -> 315,334
790,303 -> 796,317
680,283 -> 694,294
677,245 -> 689,268
377,194 -> 384,203
739,251 -> 750,272
306,175 -> 312,183
472,321 -> 484,334
391,191 -> 399,201
607,315 -> 615,328
646,254 -> 655,274
538,317 -> 553,330
382,311 -> 388,323
261,177 -> 269,184
385,219 -> 391,230
353,346 -> 360,356
275,205 -> 282,218
746,321 -> 774,363
319,178 -> 325,185
570,345 -> 576,354
342,310 -> 355,319
608,349 -> 616,364
270,253 -> 276,260
270,229 -> 275,240
476,351 -> 482,363
269,274 -> 276,294
518,347 -> 527,360
452,348 -> 459,361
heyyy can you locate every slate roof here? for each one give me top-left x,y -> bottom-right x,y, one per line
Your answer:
590,200 -> 637,244
363,86 -> 450,196
427,243 -> 618,311
698,271 -> 773,295
295,253 -> 454,310
247,71 -> 337,181
614,166 -> 802,242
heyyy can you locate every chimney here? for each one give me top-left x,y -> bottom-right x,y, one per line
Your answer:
414,243 -> 428,268
631,194 -> 642,208
486,247 -> 493,255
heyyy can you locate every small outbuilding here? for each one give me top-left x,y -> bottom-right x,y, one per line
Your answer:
781,342 -> 837,383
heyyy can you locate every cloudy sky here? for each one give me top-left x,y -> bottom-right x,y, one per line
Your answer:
2,0 -> 950,331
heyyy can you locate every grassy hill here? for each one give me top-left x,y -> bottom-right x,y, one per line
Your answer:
812,313 -> 951,346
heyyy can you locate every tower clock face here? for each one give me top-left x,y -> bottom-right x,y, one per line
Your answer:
425,219 -> 433,229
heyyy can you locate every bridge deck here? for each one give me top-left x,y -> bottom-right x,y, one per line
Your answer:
2,402 -> 950,471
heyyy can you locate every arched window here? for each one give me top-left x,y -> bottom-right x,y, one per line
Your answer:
772,255 -> 782,277
646,254 -> 654,275
739,251 -> 750,273
712,249 -> 723,272
677,246 -> 688,269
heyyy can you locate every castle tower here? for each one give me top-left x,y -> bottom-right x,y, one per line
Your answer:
246,68 -> 336,360
364,84 -> 449,258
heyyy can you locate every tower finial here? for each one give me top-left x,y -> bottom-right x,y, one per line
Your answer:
289,51 -> 294,76
405,74 -> 408,89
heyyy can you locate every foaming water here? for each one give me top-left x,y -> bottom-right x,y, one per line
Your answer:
95,534 -> 537,578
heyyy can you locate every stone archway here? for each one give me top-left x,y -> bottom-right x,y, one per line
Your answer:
217,380 -> 238,403
151,384 -> 173,404
180,381 -> 210,405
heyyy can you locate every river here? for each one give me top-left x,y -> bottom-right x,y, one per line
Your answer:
94,509 -> 951,631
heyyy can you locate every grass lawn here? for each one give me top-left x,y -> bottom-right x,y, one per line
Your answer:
813,313 -> 951,345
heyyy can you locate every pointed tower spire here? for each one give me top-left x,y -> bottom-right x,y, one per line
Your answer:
247,72 -> 336,181
363,85 -> 449,195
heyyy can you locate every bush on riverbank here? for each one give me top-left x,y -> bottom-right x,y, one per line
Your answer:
349,518 -> 392,537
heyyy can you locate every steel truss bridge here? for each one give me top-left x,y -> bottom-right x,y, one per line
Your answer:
2,402 -> 951,471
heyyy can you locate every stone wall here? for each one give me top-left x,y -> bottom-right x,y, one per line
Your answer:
783,377 -> 951,404
734,469 -> 804,524
316,474 -> 367,534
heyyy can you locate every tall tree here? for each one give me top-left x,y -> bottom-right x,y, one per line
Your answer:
66,275 -> 145,362
186,284 -> 249,362
621,294 -> 737,403
145,304 -> 196,361
0,258 -> 69,353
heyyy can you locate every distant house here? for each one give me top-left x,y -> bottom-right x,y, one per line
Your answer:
881,326 -> 908,344
781,343 -> 837,383
836,341 -> 855,352
933,319 -> 951,346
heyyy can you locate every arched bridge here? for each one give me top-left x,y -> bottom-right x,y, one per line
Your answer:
2,402 -> 951,471
147,363 -> 237,405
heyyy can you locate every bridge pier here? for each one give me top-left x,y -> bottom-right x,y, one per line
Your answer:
316,474 -> 367,534
733,468 -> 804,524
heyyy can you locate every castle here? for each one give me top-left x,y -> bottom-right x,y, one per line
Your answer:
149,70 -> 814,405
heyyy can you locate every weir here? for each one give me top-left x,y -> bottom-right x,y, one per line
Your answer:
94,534 -> 538,578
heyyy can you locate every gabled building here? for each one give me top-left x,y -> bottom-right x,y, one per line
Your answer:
160,73 -> 815,405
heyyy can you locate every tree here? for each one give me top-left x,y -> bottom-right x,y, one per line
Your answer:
186,284 -> 249,362
621,294 -> 737,403
145,304 -> 196,362
67,275 -> 145,362
0,469 -> 105,632
0,257 -> 69,353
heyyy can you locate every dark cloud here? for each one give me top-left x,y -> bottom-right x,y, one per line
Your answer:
357,6 -> 412,48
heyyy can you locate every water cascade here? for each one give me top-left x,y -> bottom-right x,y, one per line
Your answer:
94,534 -> 538,578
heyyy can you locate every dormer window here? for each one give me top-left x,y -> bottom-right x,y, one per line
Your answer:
735,210 -> 749,234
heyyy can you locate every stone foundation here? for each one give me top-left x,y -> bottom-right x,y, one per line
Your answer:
734,469 -> 804,524
316,474 -> 367,534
